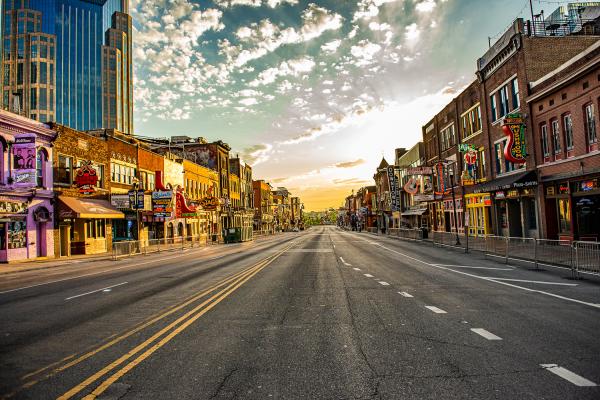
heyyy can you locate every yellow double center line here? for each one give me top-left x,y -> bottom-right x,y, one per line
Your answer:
55,241 -> 296,400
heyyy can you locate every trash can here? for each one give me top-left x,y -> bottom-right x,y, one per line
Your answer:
421,227 -> 428,239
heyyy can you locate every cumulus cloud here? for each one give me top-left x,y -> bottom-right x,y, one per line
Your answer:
213,0 -> 298,8
249,57 -> 316,86
239,143 -> 274,165
321,39 -> 342,54
415,0 -> 436,13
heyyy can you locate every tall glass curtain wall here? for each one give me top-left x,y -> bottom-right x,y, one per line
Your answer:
26,0 -> 125,131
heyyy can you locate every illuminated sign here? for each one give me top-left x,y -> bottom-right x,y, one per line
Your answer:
12,134 -> 37,186
502,113 -> 527,164
199,196 -> 219,211
458,143 -> 476,153
152,190 -> 173,218
406,166 -> 433,175
404,178 -> 420,195
74,161 -> 98,195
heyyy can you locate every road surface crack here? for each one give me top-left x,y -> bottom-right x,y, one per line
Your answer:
209,367 -> 238,399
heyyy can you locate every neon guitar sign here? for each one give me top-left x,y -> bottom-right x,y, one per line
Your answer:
501,113 -> 527,164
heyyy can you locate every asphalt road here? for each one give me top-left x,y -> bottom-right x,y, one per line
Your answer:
1,226 -> 599,399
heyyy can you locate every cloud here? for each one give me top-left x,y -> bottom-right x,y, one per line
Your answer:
321,39 -> 342,54
249,57 -> 316,86
333,178 -> 371,185
239,143 -> 274,165
415,0 -> 436,13
334,159 -> 366,168
213,0 -> 298,8
353,0 -> 400,21
350,40 -> 382,66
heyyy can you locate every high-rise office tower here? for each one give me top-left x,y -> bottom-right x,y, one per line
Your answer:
1,0 -> 133,134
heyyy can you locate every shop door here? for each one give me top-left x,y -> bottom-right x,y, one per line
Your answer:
507,200 -> 522,237
59,225 -> 70,257
36,222 -> 47,257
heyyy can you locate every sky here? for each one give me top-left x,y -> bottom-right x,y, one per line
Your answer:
131,0 -> 545,211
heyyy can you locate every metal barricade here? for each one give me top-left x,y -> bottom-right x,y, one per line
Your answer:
535,239 -> 572,270
574,241 -> 600,277
506,237 -> 535,263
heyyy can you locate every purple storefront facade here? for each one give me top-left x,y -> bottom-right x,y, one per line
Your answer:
0,111 -> 56,263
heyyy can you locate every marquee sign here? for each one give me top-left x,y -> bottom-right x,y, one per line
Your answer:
12,134 -> 37,186
199,196 -> 219,211
502,113 -> 527,164
406,166 -> 433,175
74,161 -> 99,194
152,190 -> 173,218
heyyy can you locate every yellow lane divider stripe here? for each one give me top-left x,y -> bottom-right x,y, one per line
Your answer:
83,256 -> 273,400
56,260 -> 268,400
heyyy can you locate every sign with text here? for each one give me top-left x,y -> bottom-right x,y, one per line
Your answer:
74,161 -> 99,195
12,134 -> 37,186
406,166 -> 433,175
152,190 -> 173,218
502,113 -> 527,164
111,194 -> 131,209
386,166 -> 401,212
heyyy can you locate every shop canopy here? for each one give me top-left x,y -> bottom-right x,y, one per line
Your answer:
401,208 -> 428,216
473,170 -> 538,194
59,196 -> 125,219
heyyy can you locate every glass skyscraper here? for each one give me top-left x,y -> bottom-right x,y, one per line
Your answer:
1,0 -> 132,134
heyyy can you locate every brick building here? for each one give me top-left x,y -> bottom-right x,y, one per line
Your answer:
51,124 -> 123,256
473,18 -> 598,238
528,41 -> 600,241
253,180 -> 274,233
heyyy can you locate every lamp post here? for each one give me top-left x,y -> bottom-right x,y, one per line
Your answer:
449,166 -> 461,246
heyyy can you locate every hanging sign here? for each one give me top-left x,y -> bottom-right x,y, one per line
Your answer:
502,113 -> 527,164
386,166 -> 401,212
74,161 -> 98,194
458,143 -> 476,153
434,162 -> 449,195
406,166 -> 433,175
199,196 -> 219,211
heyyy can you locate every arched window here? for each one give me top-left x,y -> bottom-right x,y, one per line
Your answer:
36,147 -> 48,188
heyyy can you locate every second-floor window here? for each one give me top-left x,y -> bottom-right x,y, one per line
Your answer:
56,155 -> 73,184
490,77 -> 520,122
495,139 -> 524,175
111,162 -> 136,185
440,124 -> 455,151
564,114 -> 574,151
585,103 -> 597,146
461,105 -> 481,139
551,120 -> 561,154
541,124 -> 549,157
36,149 -> 45,188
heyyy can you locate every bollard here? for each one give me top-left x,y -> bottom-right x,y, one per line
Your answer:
505,237 -> 509,264
534,239 -> 538,270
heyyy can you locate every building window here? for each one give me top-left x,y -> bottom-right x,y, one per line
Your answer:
551,120 -> 561,154
557,198 -> 571,234
86,219 -> 106,238
541,124 -> 549,157
499,85 -> 509,117
584,103 -> 597,146
461,105 -> 481,139
563,114 -> 573,151
490,94 -> 497,121
511,78 -> 520,109
57,155 -> 73,184
495,139 -> 524,174
440,124 -> 455,151
36,149 -> 45,187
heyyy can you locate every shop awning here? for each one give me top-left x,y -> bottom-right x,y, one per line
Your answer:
401,208 -> 428,216
473,170 -> 538,194
59,196 -> 125,219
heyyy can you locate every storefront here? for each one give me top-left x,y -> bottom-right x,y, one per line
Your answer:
0,112 -> 56,263
464,193 -> 492,237
472,170 -> 538,238
443,197 -> 464,234
543,176 -> 600,241
57,196 -> 124,255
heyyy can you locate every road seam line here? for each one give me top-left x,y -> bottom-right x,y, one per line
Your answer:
65,282 -> 128,301
425,306 -> 447,314
470,328 -> 502,340
398,291 -> 413,297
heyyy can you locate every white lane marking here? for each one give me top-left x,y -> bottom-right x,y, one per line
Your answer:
470,328 -> 502,340
432,264 -> 513,271
364,274 -> 374,278
358,240 -> 600,310
488,278 -> 578,286
398,291 -> 413,297
339,256 -> 352,266
353,268 -> 361,271
65,282 -> 128,301
425,306 -> 447,314
540,364 -> 597,387
378,281 -> 390,286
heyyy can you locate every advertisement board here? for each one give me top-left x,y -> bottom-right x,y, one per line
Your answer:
111,194 -> 131,209
12,134 -> 37,186
74,161 -> 99,195
502,113 -> 527,164
152,190 -> 173,218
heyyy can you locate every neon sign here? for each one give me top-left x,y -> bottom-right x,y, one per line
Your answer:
502,113 -> 527,164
